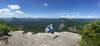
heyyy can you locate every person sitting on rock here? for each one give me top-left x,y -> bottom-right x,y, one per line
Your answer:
45,24 -> 54,34
45,25 -> 50,33
48,24 -> 54,34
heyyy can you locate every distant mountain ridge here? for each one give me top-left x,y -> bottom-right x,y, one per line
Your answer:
0,18 -> 99,33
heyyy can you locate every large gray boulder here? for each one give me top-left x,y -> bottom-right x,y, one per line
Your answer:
0,31 -> 81,46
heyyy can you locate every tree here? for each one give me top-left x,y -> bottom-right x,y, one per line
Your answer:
81,21 -> 100,46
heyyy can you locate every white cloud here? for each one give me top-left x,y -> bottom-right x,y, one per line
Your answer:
0,8 -> 13,17
0,8 -> 10,13
59,12 -> 99,19
44,3 -> 48,6
0,4 -> 32,18
15,10 -> 23,14
60,15 -> 99,19
60,15 -> 79,19
8,4 -> 20,10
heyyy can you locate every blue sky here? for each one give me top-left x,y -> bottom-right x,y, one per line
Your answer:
0,0 -> 100,18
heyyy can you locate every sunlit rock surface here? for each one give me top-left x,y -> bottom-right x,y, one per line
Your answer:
0,31 -> 81,46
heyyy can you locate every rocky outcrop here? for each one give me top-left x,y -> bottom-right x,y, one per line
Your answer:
0,31 -> 81,46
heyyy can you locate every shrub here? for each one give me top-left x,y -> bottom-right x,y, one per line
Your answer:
81,21 -> 100,46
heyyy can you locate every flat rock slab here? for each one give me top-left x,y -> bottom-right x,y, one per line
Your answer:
1,31 -> 81,46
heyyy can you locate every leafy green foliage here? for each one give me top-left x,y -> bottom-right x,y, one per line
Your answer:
80,21 -> 100,46
0,19 -> 23,32
62,19 -> 88,33
0,20 -> 9,31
